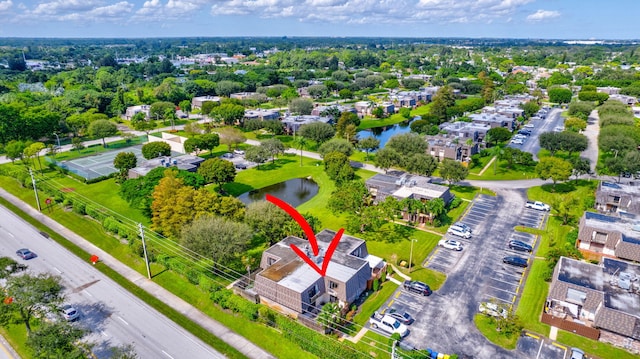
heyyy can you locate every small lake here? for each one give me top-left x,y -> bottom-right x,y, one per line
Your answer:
237,178 -> 319,207
357,117 -> 418,149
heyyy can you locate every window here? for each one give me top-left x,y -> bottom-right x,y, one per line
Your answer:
267,257 -> 276,266
567,288 -> 586,304
307,284 -> 318,298
329,281 -> 338,289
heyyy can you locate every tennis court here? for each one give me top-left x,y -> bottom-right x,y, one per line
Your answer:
58,145 -> 146,180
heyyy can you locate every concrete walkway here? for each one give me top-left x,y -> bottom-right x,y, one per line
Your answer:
583,109 -> 600,173
0,187 -> 274,359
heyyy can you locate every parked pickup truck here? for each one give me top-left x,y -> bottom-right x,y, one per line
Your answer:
525,200 -> 550,211
369,311 -> 409,337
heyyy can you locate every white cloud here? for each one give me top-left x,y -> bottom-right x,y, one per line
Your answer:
32,0 -> 104,15
526,9 -> 560,22
0,0 -> 13,12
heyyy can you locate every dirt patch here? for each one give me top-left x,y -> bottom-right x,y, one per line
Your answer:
60,187 -> 76,192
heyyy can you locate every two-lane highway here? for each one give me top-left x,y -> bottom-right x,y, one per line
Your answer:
0,205 -> 225,359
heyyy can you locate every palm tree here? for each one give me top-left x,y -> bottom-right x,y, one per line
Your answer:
426,198 -> 446,225
317,302 -> 341,332
295,137 -> 307,166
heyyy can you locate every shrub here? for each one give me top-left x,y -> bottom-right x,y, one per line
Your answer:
258,306 -> 277,327
449,197 -> 463,210
185,269 -> 200,285
102,216 -> 120,234
72,200 -> 86,215
226,295 -> 259,320
210,289 -> 232,309
372,278 -> 380,291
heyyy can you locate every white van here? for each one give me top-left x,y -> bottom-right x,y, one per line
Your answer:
447,226 -> 471,239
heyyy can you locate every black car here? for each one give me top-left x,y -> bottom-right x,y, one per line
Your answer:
16,248 -> 35,260
517,130 -> 531,136
386,308 -> 414,325
508,240 -> 532,253
503,256 -> 528,268
235,163 -> 247,170
403,280 -> 432,296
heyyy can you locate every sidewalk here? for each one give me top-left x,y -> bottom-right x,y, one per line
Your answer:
0,187 -> 274,359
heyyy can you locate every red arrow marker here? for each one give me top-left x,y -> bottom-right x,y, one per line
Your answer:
266,194 -> 344,277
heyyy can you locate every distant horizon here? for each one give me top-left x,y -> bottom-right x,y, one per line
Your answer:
1,1 -> 637,39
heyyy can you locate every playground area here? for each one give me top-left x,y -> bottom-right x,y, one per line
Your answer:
55,145 -> 146,180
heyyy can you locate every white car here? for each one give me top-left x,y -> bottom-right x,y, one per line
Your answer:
524,124 -> 535,128
514,134 -> 527,140
438,239 -> 463,251
447,227 -> 471,239
479,302 -> 508,318
510,138 -> 524,145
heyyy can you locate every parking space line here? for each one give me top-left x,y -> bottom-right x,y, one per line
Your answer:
488,285 -> 517,296
485,296 -> 512,304
535,340 -> 544,359
552,343 -> 567,350
525,333 -> 539,339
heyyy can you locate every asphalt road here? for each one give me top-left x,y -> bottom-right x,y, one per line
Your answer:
509,108 -> 565,160
0,205 -> 225,359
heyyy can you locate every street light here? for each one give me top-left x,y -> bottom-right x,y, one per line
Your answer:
53,132 -> 61,149
408,239 -> 418,273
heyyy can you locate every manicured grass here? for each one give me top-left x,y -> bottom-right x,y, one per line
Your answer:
467,160 -> 537,181
473,314 -> 519,349
352,282 -> 399,327
410,103 -> 434,116
449,185 -> 496,201
358,114 -> 409,130
349,330 -> 394,358
516,259 -> 550,335
49,136 -> 147,161
556,331 -> 639,359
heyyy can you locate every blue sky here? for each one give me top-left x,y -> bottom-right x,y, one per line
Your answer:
0,0 -> 637,39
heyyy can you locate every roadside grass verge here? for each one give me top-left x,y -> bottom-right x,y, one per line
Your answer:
556,331 -> 638,359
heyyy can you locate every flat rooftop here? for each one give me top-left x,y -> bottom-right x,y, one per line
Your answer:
599,181 -> 640,196
583,212 -> 640,243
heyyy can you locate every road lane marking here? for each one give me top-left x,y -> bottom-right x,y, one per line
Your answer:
117,316 -> 129,326
53,267 -> 62,274
84,290 -> 93,297
162,350 -> 175,359
100,330 -> 108,337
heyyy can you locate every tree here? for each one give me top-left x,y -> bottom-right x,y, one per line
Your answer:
357,137 -> 380,161
5,273 -> 63,333
197,158 -> 236,185
244,145 -> 271,168
328,181 -> 369,214
4,140 -> 26,163
245,201 -> 292,245
551,194 -> 580,225
405,153 -> 438,176
299,122 -> 335,144
559,131 -> 588,156
183,137 -> 204,155
564,117 -> 587,132
88,119 -> 118,147
571,157 -> 591,181
110,344 -> 139,359
261,138 -> 285,163
289,98 -> 314,115
26,321 -> 88,358
548,87 -> 572,104
536,157 -> 572,189
538,132 -> 563,156
218,127 -> 246,151
385,132 -> 427,156
141,141 -> 171,159
149,101 -> 175,122
399,107 -> 412,119
426,198 -> 446,225
113,152 -> 137,181
371,106 -> 384,118
318,138 -> 353,158
486,127 -> 512,146
521,101 -> 540,119
317,302 -> 341,331
71,137 -> 84,152
439,159 -> 469,184
212,103 -> 245,125
431,86 -> 456,121
294,136 -> 307,166
199,133 -> 220,152
336,112 -> 360,138
324,151 -> 354,184
130,112 -> 156,135
23,142 -> 45,171
374,147 -> 400,172
181,216 -> 252,266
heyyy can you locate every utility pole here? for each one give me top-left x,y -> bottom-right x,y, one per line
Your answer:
138,223 -> 152,279
29,168 -> 41,212
408,238 -> 417,273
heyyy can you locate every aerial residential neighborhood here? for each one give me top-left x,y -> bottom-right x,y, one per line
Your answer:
1,6 -> 640,358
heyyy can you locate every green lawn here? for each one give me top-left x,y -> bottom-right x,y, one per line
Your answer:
358,114 -> 410,130
467,159 -> 537,181
516,259 -> 550,335
474,314 -> 519,349
352,282 -> 399,327
348,330 -> 394,358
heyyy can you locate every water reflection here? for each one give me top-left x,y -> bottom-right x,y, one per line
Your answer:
237,178 -> 319,207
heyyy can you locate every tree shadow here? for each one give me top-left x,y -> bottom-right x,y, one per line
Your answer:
221,182 -> 253,197
449,185 -> 475,196
541,182 -> 576,193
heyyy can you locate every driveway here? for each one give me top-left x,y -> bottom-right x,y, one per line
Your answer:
378,189 -> 549,358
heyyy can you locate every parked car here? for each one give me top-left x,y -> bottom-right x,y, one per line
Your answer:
235,163 -> 247,170
447,226 -> 471,239
524,123 -> 535,128
369,312 -> 409,337
453,222 -> 472,233
60,304 -> 80,321
16,248 -> 35,260
503,256 -> 528,268
403,280 -> 432,296
479,302 -> 508,318
386,308 -> 414,325
514,134 -> 527,140
508,240 -> 532,253
525,200 -> 550,211
517,130 -> 531,136
233,149 -> 245,155
221,153 -> 234,159
510,138 -> 524,145
570,348 -> 585,359
438,239 -> 463,251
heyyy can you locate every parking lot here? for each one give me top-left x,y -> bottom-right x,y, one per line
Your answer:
372,190 -> 550,358
518,332 -> 569,359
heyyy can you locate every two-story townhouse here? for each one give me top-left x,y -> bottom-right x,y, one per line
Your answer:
595,182 -> 640,215
577,212 -> 640,262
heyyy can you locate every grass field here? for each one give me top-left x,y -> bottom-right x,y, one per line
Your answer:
474,314 -> 519,349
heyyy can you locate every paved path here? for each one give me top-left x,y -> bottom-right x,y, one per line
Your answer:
0,187 -> 275,359
583,109 -> 600,173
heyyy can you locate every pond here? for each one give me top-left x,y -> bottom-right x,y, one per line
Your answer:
237,177 -> 319,207
356,116 -> 418,149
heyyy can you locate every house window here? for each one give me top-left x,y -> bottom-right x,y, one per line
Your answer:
329,281 -> 338,290
567,288 -> 587,304
267,257 -> 276,266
